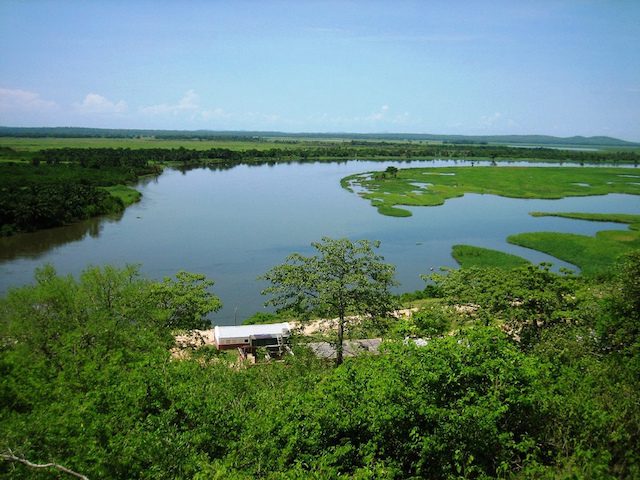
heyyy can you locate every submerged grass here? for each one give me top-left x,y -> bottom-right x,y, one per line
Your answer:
343,166 -> 640,217
451,245 -> 530,269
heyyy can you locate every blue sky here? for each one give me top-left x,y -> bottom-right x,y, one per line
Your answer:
1,0 -> 639,140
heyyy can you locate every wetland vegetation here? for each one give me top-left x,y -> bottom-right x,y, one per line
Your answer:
2,133 -> 638,237
1,132 -> 639,478
342,166 -> 640,217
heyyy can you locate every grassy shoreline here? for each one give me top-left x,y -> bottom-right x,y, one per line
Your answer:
451,245 -> 530,269
504,212 -> 640,276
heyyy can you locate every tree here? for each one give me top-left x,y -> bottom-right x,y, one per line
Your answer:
147,271 -> 222,330
261,237 -> 397,365
599,249 -> 640,357
385,165 -> 399,177
427,263 -> 577,346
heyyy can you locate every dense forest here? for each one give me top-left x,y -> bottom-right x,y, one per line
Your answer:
28,144 -> 640,165
1,249 -> 639,479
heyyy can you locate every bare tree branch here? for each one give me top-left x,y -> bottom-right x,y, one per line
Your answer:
1,450 -> 89,480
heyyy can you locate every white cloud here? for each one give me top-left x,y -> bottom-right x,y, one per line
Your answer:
476,112 -> 521,133
480,112 -> 503,127
367,104 -> 390,121
75,93 -> 127,114
200,107 -> 229,120
0,87 -> 57,112
141,90 -> 199,115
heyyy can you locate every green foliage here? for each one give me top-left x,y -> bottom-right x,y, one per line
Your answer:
385,166 -> 398,177
0,162 -> 147,235
261,237 -> 398,365
147,271 -> 222,330
242,311 -> 283,325
396,288 -> 435,304
238,328 -> 545,478
2,254 -> 640,478
596,250 -> 640,360
428,264 -> 578,346
411,305 -> 454,336
452,244 -> 530,269
0,182 -> 125,235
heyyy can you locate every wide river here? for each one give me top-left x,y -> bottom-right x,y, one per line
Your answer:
1,160 -> 638,324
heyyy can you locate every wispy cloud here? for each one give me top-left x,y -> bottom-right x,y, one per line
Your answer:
357,33 -> 482,44
478,112 -> 519,131
366,104 -> 389,121
75,93 -> 127,114
306,105 -> 413,131
140,90 -> 199,115
0,87 -> 57,112
480,112 -> 503,127
140,90 -> 282,127
200,107 -> 229,120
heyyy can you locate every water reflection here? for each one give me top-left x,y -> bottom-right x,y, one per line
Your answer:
0,211 -> 123,262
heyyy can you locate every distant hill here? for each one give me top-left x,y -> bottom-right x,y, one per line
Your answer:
0,126 -> 637,147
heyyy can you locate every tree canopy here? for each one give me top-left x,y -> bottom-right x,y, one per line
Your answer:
2,253 -> 640,478
261,237 -> 397,364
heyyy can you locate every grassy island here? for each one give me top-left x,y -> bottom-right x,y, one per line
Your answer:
506,212 -> 640,276
342,166 -> 640,217
451,244 -> 530,269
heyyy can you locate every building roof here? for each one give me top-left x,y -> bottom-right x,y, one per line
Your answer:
214,323 -> 291,340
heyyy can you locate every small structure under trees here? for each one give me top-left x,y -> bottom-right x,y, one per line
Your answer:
261,237 -> 397,365
213,323 -> 291,357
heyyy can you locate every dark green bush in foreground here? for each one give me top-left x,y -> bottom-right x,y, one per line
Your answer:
1,255 -> 639,478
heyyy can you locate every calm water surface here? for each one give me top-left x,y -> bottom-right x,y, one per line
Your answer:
1,160 -> 638,324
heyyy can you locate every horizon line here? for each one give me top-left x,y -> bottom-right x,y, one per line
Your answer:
1,125 -> 638,144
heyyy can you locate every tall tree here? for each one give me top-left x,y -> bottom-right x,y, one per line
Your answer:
261,237 -> 397,365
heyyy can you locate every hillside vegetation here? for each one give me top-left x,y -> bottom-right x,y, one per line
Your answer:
1,250 -> 639,479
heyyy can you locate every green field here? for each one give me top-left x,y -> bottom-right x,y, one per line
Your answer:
451,245 -> 530,269
342,166 -> 640,217
0,136 -> 301,152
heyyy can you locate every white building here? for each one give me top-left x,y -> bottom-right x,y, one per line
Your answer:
213,323 -> 291,351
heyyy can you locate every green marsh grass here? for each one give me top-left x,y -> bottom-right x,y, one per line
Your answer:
343,166 -> 640,217
452,245 -> 530,269
102,185 -> 142,207
508,212 -> 640,275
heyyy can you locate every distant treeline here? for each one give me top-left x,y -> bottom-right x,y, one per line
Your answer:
30,144 -> 640,165
1,126 -> 638,146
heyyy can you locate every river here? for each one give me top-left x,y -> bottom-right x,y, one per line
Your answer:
1,159 -> 638,324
